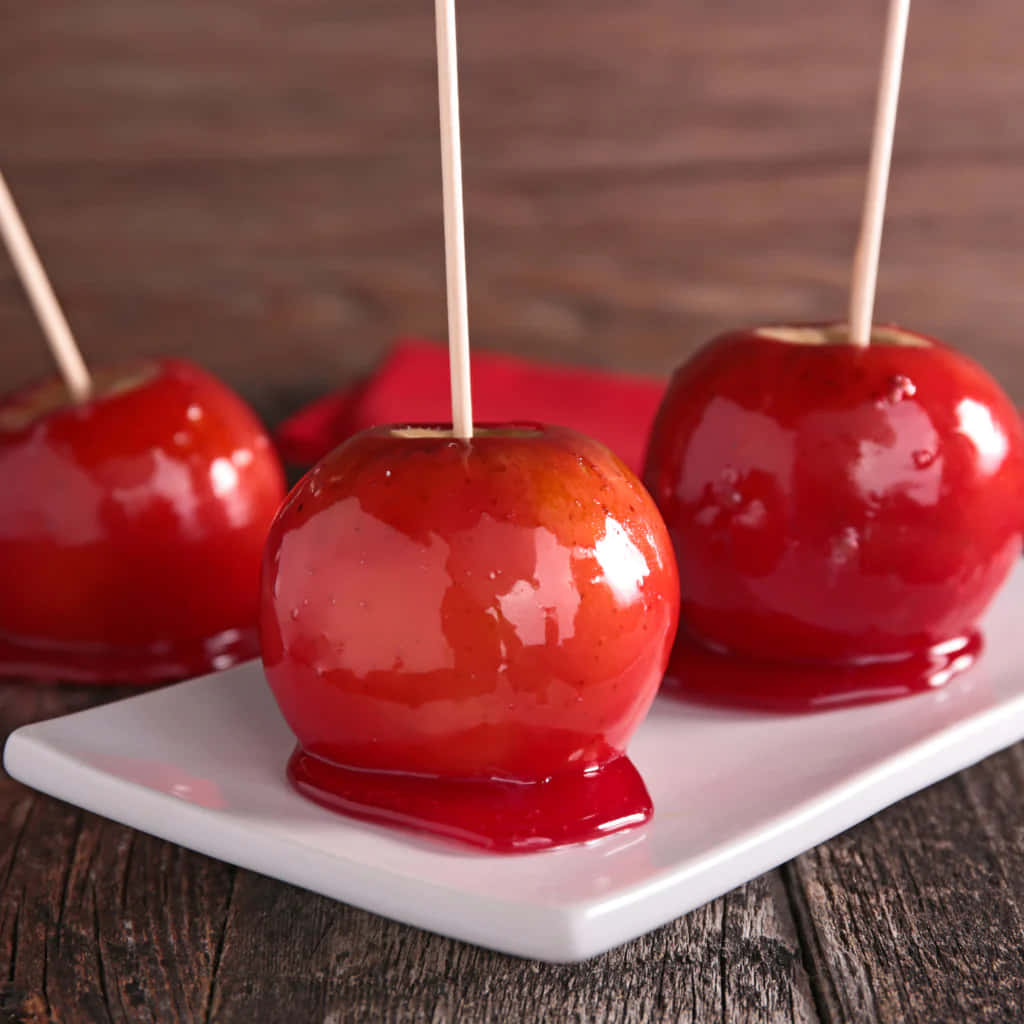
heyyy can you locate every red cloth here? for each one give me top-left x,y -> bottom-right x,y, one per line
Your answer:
275,339 -> 667,475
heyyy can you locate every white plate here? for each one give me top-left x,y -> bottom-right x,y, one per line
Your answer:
6,564 -> 1024,962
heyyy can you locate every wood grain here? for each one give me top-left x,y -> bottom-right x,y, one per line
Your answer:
786,747 -> 1024,1024
5,1 -> 1024,417
4,0 -> 1024,1020
173,866 -> 817,1024
0,685 -> 236,1024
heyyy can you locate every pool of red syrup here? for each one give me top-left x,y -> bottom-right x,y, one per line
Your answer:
288,749 -> 652,853
0,627 -> 259,684
662,629 -> 983,712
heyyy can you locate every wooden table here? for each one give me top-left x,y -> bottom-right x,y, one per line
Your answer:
3,1 -> 1024,1020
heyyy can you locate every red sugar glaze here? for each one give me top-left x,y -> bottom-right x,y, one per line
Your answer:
0,359 -> 285,683
261,423 -> 679,849
663,627 -> 982,713
643,326 -> 1024,706
0,626 -> 259,684
288,748 -> 652,852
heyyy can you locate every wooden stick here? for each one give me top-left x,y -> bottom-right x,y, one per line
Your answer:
434,0 -> 473,438
848,0 -> 911,347
0,172 -> 93,401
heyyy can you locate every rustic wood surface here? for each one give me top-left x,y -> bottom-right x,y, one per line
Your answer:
3,0 -> 1024,1021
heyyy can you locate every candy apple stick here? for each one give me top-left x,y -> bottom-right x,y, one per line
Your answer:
0,172 -> 93,402
434,0 -> 473,438
848,0 -> 911,348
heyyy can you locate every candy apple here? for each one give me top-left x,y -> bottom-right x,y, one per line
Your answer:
643,323 -> 1024,708
260,423 -> 680,850
0,359 -> 286,682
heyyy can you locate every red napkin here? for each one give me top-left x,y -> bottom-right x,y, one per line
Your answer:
275,339 -> 667,476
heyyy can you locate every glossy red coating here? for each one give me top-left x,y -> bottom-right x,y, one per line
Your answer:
288,749 -> 652,853
644,326 -> 1024,681
261,423 -> 679,848
0,359 -> 286,682
664,628 -> 982,713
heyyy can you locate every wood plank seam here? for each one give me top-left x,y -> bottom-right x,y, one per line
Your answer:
780,863 -> 839,1024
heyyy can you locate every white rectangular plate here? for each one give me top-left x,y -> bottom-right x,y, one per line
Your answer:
6,564 -> 1024,962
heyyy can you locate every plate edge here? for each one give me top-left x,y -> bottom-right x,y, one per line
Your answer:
2,729 -> 590,962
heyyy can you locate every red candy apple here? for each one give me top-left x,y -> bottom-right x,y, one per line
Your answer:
643,323 -> 1024,707
0,359 -> 286,682
260,423 -> 680,850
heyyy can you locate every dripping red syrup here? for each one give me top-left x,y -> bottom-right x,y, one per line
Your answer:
288,749 -> 652,853
662,628 -> 982,713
